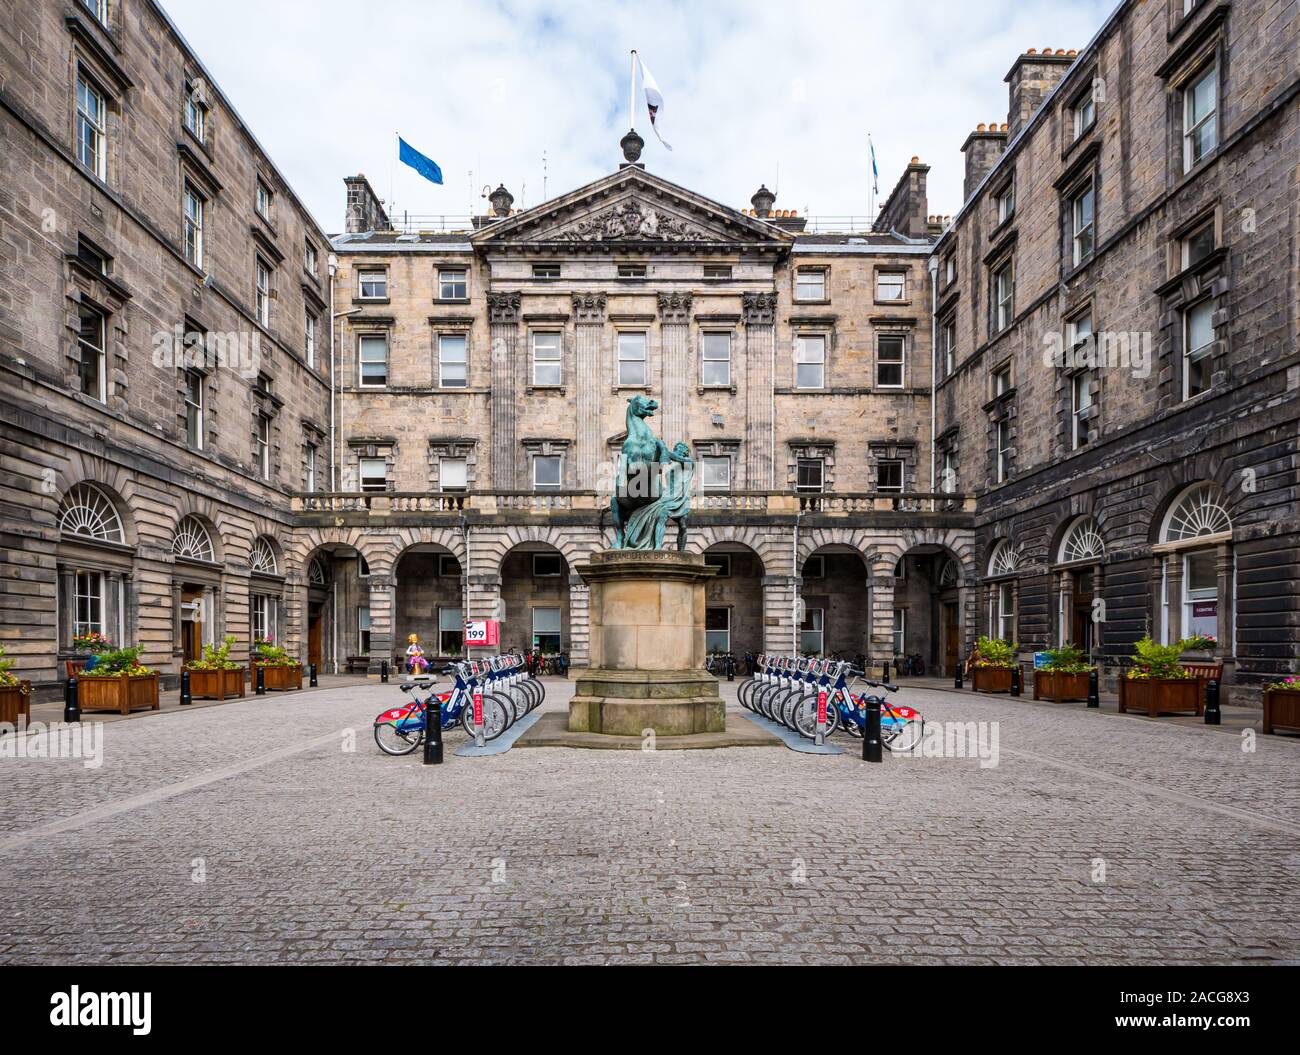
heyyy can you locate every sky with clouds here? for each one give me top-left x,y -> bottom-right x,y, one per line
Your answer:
163,0 -> 1116,233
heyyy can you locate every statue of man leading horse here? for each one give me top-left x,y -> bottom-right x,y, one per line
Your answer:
610,395 -> 693,551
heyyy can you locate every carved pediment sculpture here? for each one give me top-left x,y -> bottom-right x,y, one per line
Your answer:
557,199 -> 708,242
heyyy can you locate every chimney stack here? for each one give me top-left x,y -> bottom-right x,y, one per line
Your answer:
750,184 -> 776,219
344,174 -> 390,234
961,123 -> 1008,201
1005,47 -> 1076,139
872,157 -> 930,238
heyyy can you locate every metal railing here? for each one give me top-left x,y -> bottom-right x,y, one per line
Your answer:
372,213 -> 884,236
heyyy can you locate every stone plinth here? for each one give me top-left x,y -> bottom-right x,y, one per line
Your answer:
569,550 -> 723,735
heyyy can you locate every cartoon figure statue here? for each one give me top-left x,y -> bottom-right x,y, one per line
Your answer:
405,633 -> 429,676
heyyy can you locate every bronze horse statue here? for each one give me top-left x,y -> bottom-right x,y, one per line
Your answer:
610,395 -> 692,551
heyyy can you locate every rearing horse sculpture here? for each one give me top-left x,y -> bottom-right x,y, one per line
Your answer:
611,395 -> 692,551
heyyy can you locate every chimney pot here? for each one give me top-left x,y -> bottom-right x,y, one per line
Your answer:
910,155 -> 919,164
750,184 -> 776,219
488,184 -> 514,217
977,122 -> 987,132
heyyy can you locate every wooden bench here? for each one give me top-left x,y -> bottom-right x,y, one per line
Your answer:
1182,661 -> 1224,710
344,655 -> 370,674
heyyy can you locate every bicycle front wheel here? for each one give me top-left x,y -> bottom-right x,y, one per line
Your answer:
374,718 -> 424,756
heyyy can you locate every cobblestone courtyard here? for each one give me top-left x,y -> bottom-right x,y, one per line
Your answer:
1,679 -> 1297,965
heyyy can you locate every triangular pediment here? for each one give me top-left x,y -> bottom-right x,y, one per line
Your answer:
470,167 -> 793,249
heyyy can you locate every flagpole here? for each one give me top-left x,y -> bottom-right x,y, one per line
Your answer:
629,49 -> 637,130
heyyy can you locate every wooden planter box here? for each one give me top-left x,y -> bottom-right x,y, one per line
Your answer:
1033,670 -> 1092,703
187,666 -> 246,701
0,680 -> 32,725
77,671 -> 161,715
1263,688 -> 1300,735
257,663 -> 303,691
972,666 -> 1014,694
1118,677 -> 1201,717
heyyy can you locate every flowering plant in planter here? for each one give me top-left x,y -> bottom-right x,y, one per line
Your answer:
71,631 -> 113,653
973,636 -> 1018,669
1125,637 -> 1193,680
1040,644 -> 1092,674
187,634 -> 241,671
1181,634 -> 1217,652
0,643 -> 26,690
77,646 -> 155,678
253,638 -> 300,667
1264,675 -> 1300,692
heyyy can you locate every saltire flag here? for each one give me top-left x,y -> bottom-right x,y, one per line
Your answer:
636,55 -> 672,151
398,137 -> 443,185
869,135 -> 879,195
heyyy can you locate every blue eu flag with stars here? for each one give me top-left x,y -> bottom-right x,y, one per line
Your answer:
398,137 -> 443,185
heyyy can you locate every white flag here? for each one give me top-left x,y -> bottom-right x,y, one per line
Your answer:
637,55 -> 672,151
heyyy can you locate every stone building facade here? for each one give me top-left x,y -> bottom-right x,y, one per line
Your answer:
931,0 -> 1300,699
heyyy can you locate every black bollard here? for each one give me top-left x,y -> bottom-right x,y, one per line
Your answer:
1010,664 -> 1021,697
726,654 -> 735,682
954,656 -> 963,690
862,697 -> 883,763
255,665 -> 266,695
309,663 -> 318,688
1087,669 -> 1099,708
423,697 -> 443,765
1204,678 -> 1221,725
881,661 -> 891,683
180,669 -> 192,706
64,675 -> 80,724
381,660 -> 389,684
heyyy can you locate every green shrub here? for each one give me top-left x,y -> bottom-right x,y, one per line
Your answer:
1041,644 -> 1092,674
974,635 -> 1017,668
0,643 -> 21,689
254,638 -> 299,667
79,645 -> 155,678
187,634 -> 241,671
1126,636 -> 1192,680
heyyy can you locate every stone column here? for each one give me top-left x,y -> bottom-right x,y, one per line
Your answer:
572,293 -> 607,489
466,570 -> 501,660
742,292 -> 777,490
761,574 -> 797,654
488,292 -> 521,490
1164,554 -> 1183,643
367,574 -> 395,675
568,576 -> 591,668
870,574 -> 895,668
658,292 -> 692,448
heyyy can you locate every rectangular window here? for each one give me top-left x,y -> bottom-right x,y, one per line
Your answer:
995,184 -> 1015,225
183,181 -> 204,267
77,303 -> 106,403
799,607 -> 824,655
305,312 -> 317,368
996,418 -> 1011,483
359,457 -> 387,492
533,454 -> 561,490
74,569 -> 104,637
702,332 -> 731,386
701,456 -> 731,492
439,333 -> 468,388
358,334 -> 388,387
184,368 -> 204,448
532,332 -> 561,386
876,459 -> 903,493
77,237 -> 109,275
533,553 -> 562,577
183,82 -> 206,142
1072,90 -> 1095,139
82,0 -> 109,28
440,456 -> 468,492
941,448 -> 957,493
892,609 -> 906,656
255,256 -> 271,325
703,264 -> 732,280
1071,182 -> 1095,266
1181,218 -> 1216,270
438,555 -> 461,577
998,582 -> 1015,641
795,334 -> 825,389
942,317 -> 956,375
704,554 -> 731,578
1183,550 -> 1218,639
256,413 -> 271,480
358,269 -> 387,299
532,607 -> 562,652
438,269 -> 467,300
993,260 -> 1015,331
304,240 -> 318,275
1183,63 -> 1218,170
705,607 -> 730,655
1068,308 -> 1093,353
796,458 -> 824,493
255,178 -> 273,221
532,262 -> 560,279
803,555 -> 825,578
1183,298 -> 1215,399
251,595 -> 267,642
795,269 -> 826,301
1072,371 -> 1093,449
439,606 -> 464,655
617,263 -> 646,278
876,272 -> 905,301
305,443 -> 317,492
76,74 -> 107,180
993,364 -> 1012,396
617,332 -> 647,387
943,253 -> 957,286
876,336 -> 905,388
358,606 -> 371,654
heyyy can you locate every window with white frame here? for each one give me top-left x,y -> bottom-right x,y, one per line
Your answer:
440,457 -> 468,492
1182,549 -> 1218,640
358,334 -> 388,387
993,260 -> 1014,331
304,240 -> 317,275
943,253 -> 957,286
1072,88 -> 1095,139
703,264 -> 732,280
184,368 -> 204,448
533,454 -> 561,490
76,74 -> 107,180
532,332 -> 561,386
876,336 -> 905,388
358,269 -> 387,299
305,443 -> 317,492
876,272 -> 905,301
359,457 -> 387,492
439,606 -> 464,655
617,332 -> 647,386
942,316 -> 956,375
702,332 -> 731,386
256,413 -> 271,480
183,182 -> 204,268
183,81 -> 206,142
617,263 -> 646,278
77,303 -> 107,403
439,333 -> 468,388
255,178 -> 274,221
74,569 -> 105,638
799,607 -> 824,655
705,608 -> 730,654
255,256 -> 271,325
1183,298 -> 1214,399
532,607 -> 562,651
1071,370 -> 1093,449
701,456 -> 731,492
1183,63 -> 1218,170
996,418 -> 1011,483
993,363 -> 1012,396
941,448 -> 957,493
1068,308 -> 1093,354
1071,181 -> 1096,266
532,262 -> 560,279
997,582 -> 1016,641
995,184 -> 1015,225
795,334 -> 825,389
358,606 -> 371,653
876,459 -> 903,493
438,269 -> 467,300
1180,217 -> 1216,270
251,595 -> 279,644
795,269 -> 826,301
81,0 -> 109,28
796,458 -> 824,493
892,609 -> 906,655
